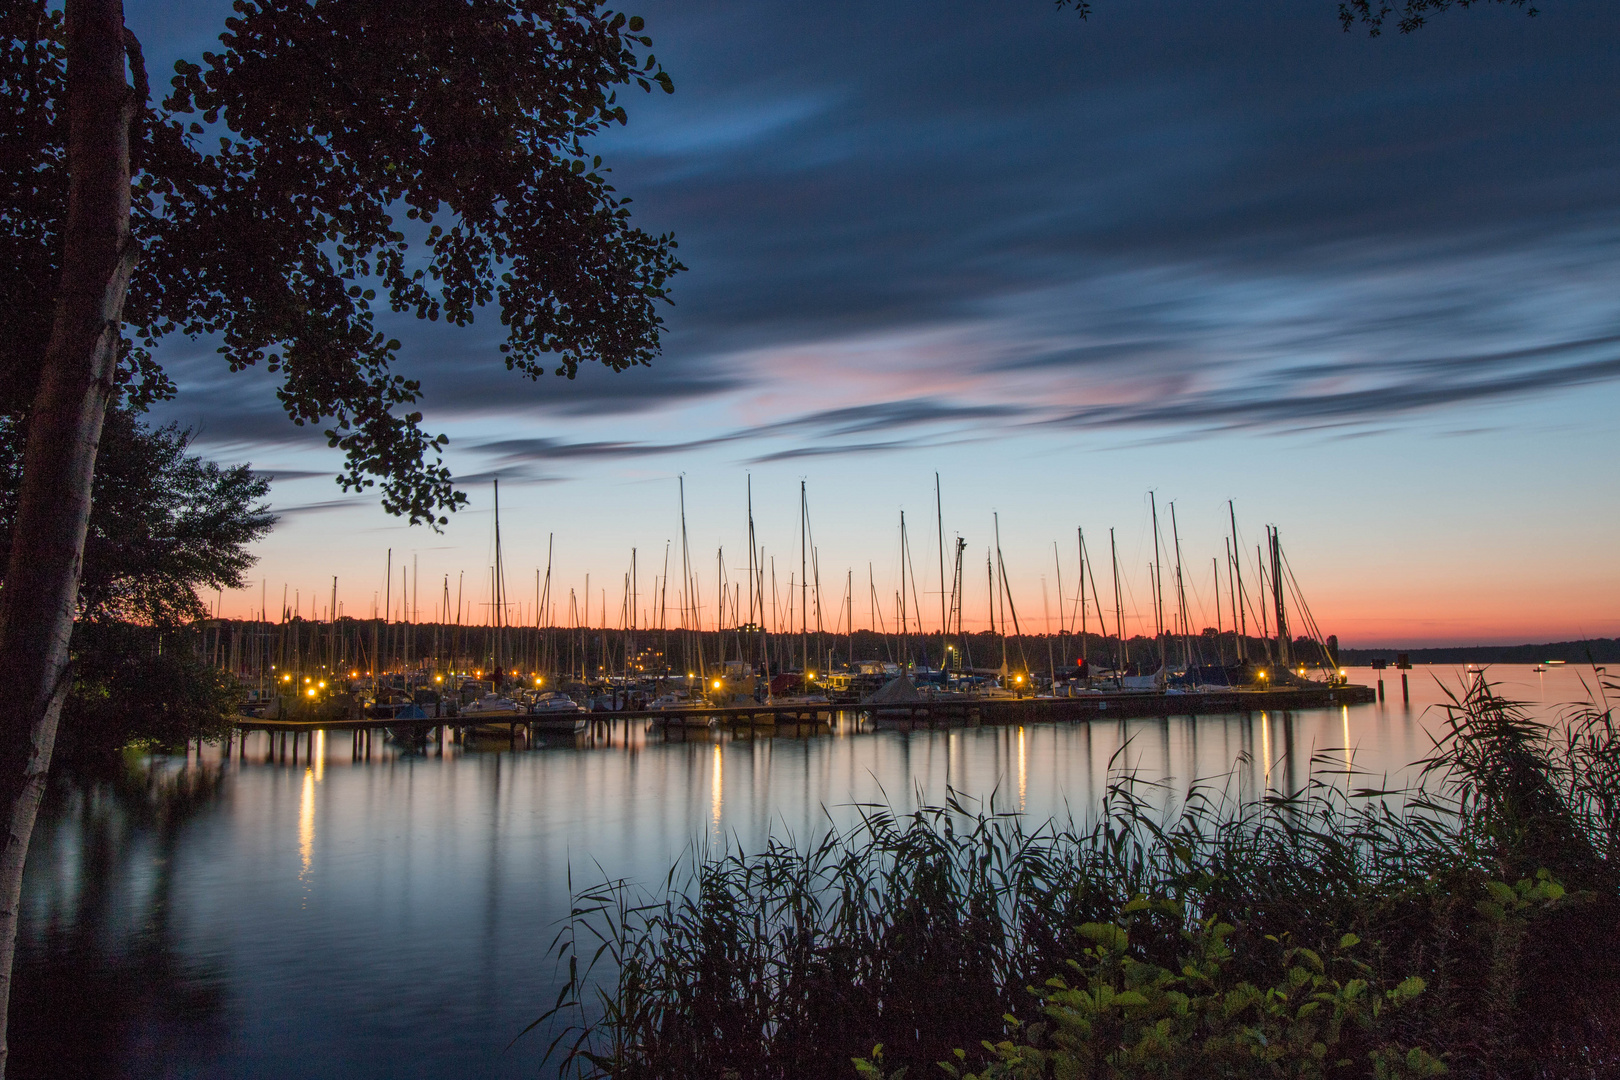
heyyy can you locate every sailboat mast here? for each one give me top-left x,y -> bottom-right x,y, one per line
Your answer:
679,476 -> 702,680
800,481 -> 808,675
994,513 -> 1007,676
936,474 -> 947,670
1053,541 -> 1066,638
1149,492 -> 1165,668
1083,532 -> 1105,675
1270,526 -> 1291,667
542,534 -> 554,675
898,511 -> 908,667
383,548 -> 392,676
986,549 -> 995,639
1110,528 -> 1126,674
1228,500 -> 1247,660
1170,501 -> 1190,669
1077,528 -> 1087,649
493,478 -> 505,675
1256,543 -> 1271,663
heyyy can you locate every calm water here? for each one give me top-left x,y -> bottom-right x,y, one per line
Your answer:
14,665 -> 1599,1078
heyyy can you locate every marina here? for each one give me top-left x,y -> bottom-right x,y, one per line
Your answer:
207,483 -> 1378,752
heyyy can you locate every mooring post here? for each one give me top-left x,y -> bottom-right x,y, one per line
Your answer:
1396,653 -> 1411,705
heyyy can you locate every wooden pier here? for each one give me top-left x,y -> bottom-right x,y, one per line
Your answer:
232,683 -> 1376,736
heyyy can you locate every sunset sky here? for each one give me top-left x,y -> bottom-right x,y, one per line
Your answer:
130,0 -> 1620,646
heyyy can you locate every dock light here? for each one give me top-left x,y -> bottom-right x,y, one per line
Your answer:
535,677 -> 543,686
1339,668 -> 1347,677
303,677 -> 311,684
475,670 -> 482,677
1259,671 -> 1268,681
1015,674 -> 1024,684
434,675 -> 442,683
318,680 -> 326,689
282,674 -> 291,683
808,671 -> 816,680
712,679 -> 722,690
306,688 -> 317,698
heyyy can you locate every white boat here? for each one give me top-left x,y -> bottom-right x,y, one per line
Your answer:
1118,665 -> 1167,691
463,692 -> 523,716
529,692 -> 586,713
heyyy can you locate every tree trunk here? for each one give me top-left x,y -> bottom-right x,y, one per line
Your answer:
0,1 -> 133,1073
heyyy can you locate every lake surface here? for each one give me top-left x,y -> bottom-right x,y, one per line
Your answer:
13,665 -> 1600,1078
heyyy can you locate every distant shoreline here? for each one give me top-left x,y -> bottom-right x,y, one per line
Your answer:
1336,638 -> 1620,665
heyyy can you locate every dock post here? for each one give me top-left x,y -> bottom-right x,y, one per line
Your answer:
1394,654 -> 1411,704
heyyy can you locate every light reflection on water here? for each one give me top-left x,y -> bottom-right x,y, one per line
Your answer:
13,665 -> 1599,1079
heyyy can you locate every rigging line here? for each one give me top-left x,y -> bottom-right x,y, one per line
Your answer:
1278,549 -> 1333,668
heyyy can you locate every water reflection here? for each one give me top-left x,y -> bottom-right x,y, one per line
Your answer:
1342,705 -> 1354,776
710,742 -> 723,844
299,765 -> 315,886
15,666 -> 1596,1079
1262,711 -> 1272,788
13,763 -> 229,1080
1017,726 -> 1027,813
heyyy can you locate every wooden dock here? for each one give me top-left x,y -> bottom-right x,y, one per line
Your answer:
232,683 -> 1376,734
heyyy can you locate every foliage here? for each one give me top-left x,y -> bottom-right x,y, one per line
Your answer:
54,622 -> 241,770
1047,1 -> 1540,36
0,408 -> 274,626
858,907 -> 1441,1080
1336,0 -> 1538,37
0,0 -> 682,525
540,676 -> 1620,1080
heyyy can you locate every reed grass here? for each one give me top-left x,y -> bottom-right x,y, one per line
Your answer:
536,675 -> 1620,1080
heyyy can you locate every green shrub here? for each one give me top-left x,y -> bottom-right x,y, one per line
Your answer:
55,621 -> 240,770
858,901 -> 1445,1080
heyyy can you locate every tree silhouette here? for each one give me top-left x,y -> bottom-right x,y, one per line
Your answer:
0,3 -> 681,1070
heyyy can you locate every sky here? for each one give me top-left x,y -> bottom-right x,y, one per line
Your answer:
127,0 -> 1620,647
